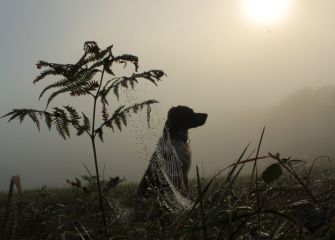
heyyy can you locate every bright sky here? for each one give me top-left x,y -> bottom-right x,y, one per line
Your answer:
1,0 -> 335,190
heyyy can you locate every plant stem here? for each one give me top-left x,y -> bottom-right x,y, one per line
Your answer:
90,136 -> 108,235
90,68 -> 109,236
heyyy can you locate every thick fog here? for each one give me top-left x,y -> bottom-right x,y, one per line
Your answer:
1,1 -> 335,190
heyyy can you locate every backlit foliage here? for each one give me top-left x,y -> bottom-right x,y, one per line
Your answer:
3,41 -> 165,140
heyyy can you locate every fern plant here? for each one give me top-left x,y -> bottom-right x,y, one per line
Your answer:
2,41 -> 165,237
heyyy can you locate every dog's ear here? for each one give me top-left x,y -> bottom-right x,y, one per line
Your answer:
167,106 -> 178,127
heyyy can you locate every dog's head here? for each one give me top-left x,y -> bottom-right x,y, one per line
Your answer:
166,106 -> 208,131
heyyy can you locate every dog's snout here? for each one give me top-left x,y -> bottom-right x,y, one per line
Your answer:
200,113 -> 208,120
194,112 -> 207,127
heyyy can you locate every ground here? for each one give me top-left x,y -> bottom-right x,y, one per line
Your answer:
1,162 -> 334,239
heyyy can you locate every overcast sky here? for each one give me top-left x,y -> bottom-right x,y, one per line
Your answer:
1,0 -> 335,190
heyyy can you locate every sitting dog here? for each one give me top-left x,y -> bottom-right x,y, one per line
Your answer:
137,106 -> 208,199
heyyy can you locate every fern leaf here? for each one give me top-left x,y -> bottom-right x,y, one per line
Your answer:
76,126 -> 85,136
45,84 -> 84,108
113,54 -> 139,72
44,112 -> 52,130
28,112 -> 40,131
82,113 -> 91,132
39,78 -> 69,99
101,103 -> 109,122
63,118 -> 70,137
104,119 -> 114,130
36,61 -> 74,78
3,111 -> 23,123
129,77 -> 136,89
96,128 -> 104,142
19,113 -> 26,123
84,41 -> 100,55
114,105 -> 125,114
114,117 -> 122,131
119,113 -> 127,127
104,70 -> 165,99
33,69 -> 60,84
54,117 -> 66,139
124,99 -> 158,127
53,107 -> 70,138
88,59 -> 105,70
84,45 -> 113,66
64,105 -> 80,126
113,84 -> 119,100
70,80 -> 99,96
40,68 -> 99,102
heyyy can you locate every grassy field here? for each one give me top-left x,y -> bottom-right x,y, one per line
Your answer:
1,158 -> 335,240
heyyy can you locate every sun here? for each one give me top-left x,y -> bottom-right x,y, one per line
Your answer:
241,0 -> 293,26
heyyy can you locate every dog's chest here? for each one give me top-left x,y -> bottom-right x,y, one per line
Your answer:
173,140 -> 191,173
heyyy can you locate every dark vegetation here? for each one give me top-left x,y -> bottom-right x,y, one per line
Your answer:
0,152 -> 334,239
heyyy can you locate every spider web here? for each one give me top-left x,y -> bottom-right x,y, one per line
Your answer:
147,127 -> 193,210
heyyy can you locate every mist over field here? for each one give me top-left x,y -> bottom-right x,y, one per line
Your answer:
1,86 -> 334,191
1,0 -> 335,191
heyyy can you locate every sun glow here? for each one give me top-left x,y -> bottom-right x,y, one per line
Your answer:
241,0 -> 293,26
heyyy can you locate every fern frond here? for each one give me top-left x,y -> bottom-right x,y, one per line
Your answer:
84,45 -> 113,67
94,99 -> 158,135
64,105 -> 80,125
54,116 -> 66,139
40,68 -> 99,101
76,126 -> 86,136
100,70 -> 165,100
127,99 -> 157,128
2,110 -> 22,122
45,78 -> 97,107
113,84 -> 120,100
96,128 -> 104,142
113,54 -> 139,72
2,109 -> 41,130
82,113 -> 91,132
39,78 -> 69,99
44,112 -> 53,130
103,54 -> 138,75
70,80 -> 99,96
89,59 -> 105,70
101,103 -> 109,122
114,105 -> 125,115
114,117 -> 122,131
36,61 -> 74,78
124,99 -> 159,114
33,69 -> 61,84
53,107 -> 70,138
2,106 -> 92,139
119,112 -> 127,127
28,112 -> 40,131
84,41 -> 100,55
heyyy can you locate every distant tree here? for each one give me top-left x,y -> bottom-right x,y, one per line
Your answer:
2,41 -> 166,236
